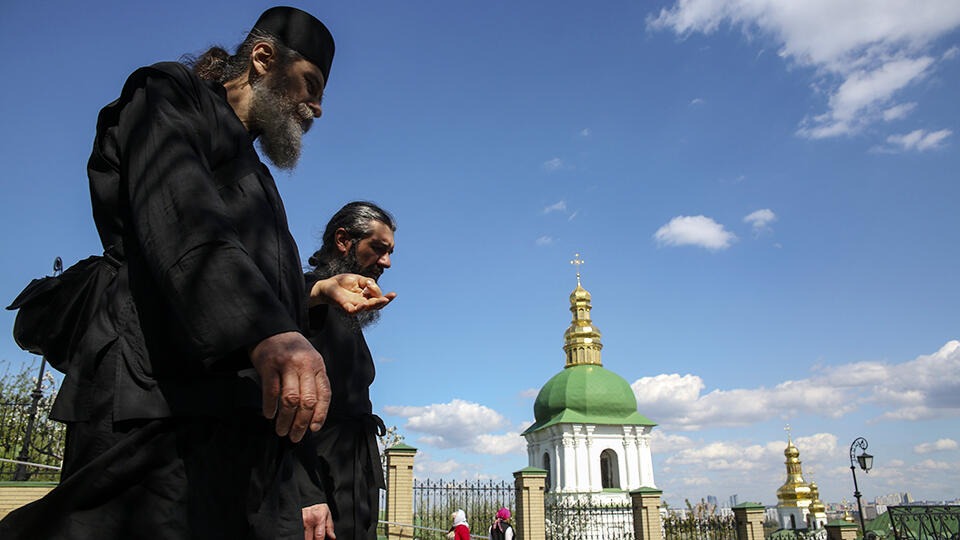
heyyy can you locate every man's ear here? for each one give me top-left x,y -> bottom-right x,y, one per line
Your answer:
250,41 -> 277,77
334,228 -> 352,255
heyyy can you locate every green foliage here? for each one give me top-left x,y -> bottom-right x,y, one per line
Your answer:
663,510 -> 737,540
0,358 -> 65,481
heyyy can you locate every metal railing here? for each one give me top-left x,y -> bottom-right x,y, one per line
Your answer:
888,505 -> 960,540
412,478 -> 516,539
0,400 -> 66,482
662,512 -> 737,540
545,498 -> 635,540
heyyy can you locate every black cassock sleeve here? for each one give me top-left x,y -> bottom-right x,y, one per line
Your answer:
111,68 -> 299,360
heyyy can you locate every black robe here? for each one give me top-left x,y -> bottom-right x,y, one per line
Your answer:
0,62 -> 319,539
305,278 -> 387,540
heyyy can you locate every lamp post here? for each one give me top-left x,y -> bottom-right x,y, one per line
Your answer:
849,437 -> 874,537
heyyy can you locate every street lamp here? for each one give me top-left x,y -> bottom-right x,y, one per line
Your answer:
849,437 -> 873,537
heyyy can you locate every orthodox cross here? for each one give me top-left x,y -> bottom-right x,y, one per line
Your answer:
570,253 -> 585,285
784,424 -> 792,443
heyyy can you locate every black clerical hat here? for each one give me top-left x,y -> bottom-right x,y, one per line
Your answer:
253,6 -> 335,85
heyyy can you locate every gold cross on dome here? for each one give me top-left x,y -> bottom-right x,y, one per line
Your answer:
570,253 -> 585,285
784,424 -> 792,443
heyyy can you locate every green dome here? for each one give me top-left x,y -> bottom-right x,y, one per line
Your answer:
524,364 -> 656,434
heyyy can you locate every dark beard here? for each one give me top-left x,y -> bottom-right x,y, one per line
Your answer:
312,245 -> 382,330
249,72 -> 312,170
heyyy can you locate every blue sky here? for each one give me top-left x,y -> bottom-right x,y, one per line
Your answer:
1,1 -> 958,508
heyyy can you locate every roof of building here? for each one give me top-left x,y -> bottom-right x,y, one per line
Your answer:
523,271 -> 656,434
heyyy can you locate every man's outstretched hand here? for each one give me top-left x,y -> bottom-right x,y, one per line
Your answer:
309,273 -> 397,312
250,331 -> 331,442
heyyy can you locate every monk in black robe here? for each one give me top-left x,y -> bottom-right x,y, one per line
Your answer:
0,8 -> 392,540
303,202 -> 398,540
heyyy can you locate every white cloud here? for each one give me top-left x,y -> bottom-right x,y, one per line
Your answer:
690,97 -> 705,106
475,432 -> 527,455
631,341 -> 960,430
798,56 -> 935,138
542,201 -> 567,214
945,46 -> 960,60
885,129 -> 952,152
580,128 -> 592,137
743,208 -> 777,236
384,399 -> 521,454
535,235 -> 554,246
873,340 -> 960,420
543,157 -> 564,171
568,210 -> 578,221
914,439 -> 959,454
519,388 -> 540,398
882,102 -> 917,121
681,476 -> 711,486
665,433 -> 838,476
653,215 -> 737,251
414,456 -> 464,478
914,459 -> 954,471
650,430 -> 697,453
648,0 -> 960,139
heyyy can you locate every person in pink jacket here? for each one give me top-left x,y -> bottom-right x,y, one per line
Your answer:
488,507 -> 514,540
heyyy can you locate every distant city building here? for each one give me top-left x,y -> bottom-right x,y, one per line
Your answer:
523,270 -> 657,504
707,495 -> 719,508
729,494 -> 739,508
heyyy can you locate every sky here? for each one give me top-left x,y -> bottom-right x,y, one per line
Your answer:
1,0 -> 958,508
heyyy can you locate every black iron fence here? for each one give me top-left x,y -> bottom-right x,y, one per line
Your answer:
888,505 -> 960,540
662,512 -> 737,540
0,399 -> 65,482
412,478 -> 516,539
545,498 -> 635,540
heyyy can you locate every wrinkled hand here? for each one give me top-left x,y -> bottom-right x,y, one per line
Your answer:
250,331 -> 331,442
309,273 -> 397,313
302,503 -> 336,540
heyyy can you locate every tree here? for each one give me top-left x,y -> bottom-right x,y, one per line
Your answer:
378,424 -> 406,478
0,358 -> 65,481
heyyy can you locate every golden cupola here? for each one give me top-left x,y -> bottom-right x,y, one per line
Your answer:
809,481 -> 827,515
524,254 -> 656,434
563,272 -> 603,368
776,436 -> 813,507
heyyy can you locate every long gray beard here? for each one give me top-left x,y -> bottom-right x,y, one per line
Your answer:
313,252 -> 381,330
249,77 -> 312,170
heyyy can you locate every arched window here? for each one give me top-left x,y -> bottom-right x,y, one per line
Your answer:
600,449 -> 620,489
542,453 -> 551,491
790,514 -> 796,530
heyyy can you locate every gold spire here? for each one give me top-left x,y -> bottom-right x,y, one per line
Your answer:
564,253 -> 603,368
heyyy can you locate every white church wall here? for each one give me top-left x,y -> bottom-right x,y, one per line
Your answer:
526,422 -> 656,496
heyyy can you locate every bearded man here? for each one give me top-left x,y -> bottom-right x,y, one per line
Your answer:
302,202 -> 397,540
0,8 -> 391,540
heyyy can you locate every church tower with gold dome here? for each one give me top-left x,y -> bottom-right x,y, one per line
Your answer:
522,256 -> 657,502
776,430 -> 820,530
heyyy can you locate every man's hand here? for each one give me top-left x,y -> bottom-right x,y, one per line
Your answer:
309,273 -> 397,312
302,503 -> 336,540
250,331 -> 331,442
